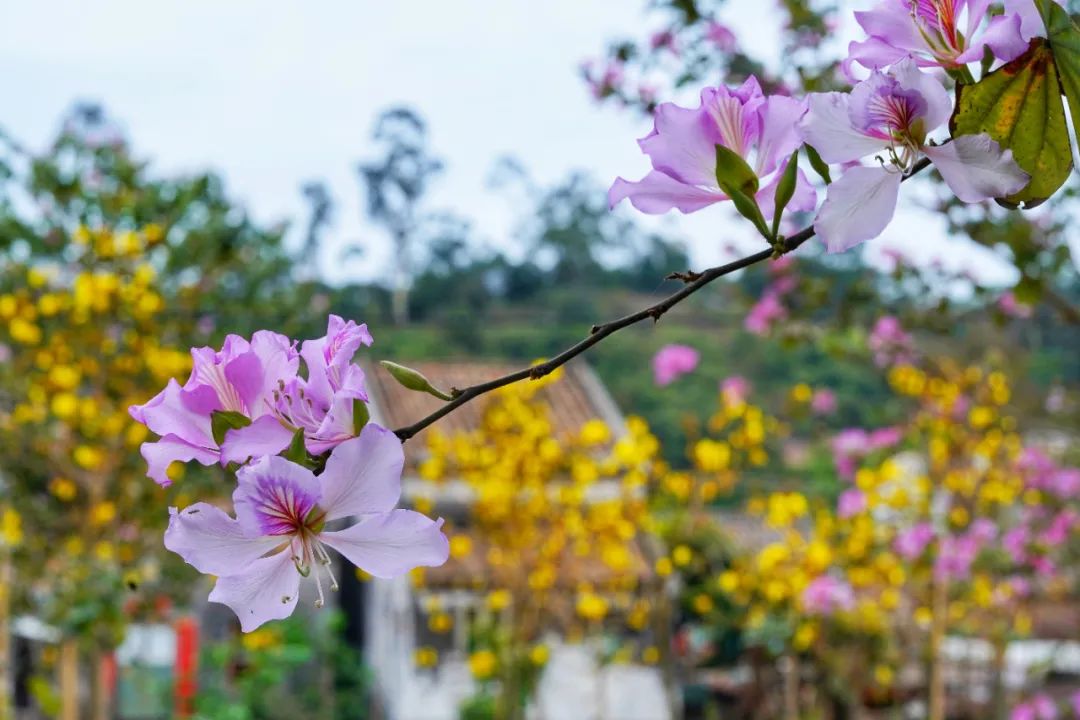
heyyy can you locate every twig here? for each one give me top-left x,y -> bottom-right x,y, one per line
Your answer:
1043,287 -> 1080,325
392,159 -> 932,441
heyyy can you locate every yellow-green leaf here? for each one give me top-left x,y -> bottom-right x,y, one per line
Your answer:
951,40 -> 1072,208
1041,0 -> 1080,146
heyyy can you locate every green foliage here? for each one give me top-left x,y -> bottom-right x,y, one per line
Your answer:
459,692 -> 497,720
194,611 -> 369,720
951,40 -> 1073,207
212,410 -> 253,446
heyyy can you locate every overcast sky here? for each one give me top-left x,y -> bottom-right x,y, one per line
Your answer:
1,1 -> 1025,286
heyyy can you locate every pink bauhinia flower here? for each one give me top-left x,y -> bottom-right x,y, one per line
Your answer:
799,58 -> 1029,252
610,76 -> 816,221
129,331 -> 300,486
130,316 -> 374,486
225,315 -> 375,459
165,424 -> 449,631
848,0 -> 1031,71
653,344 -> 700,386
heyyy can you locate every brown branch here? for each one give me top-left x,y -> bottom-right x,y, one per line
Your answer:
1044,287 -> 1080,325
392,159 -> 932,442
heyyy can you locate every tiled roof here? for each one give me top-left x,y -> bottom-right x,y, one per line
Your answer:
362,359 -> 624,469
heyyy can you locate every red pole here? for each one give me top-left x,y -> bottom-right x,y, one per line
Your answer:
174,617 -> 198,718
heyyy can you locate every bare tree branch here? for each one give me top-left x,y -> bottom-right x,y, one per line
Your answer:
393,159 -> 932,442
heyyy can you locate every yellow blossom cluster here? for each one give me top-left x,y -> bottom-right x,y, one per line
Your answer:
694,364 -> 1073,702
0,227 -> 193,645
413,372 -> 669,687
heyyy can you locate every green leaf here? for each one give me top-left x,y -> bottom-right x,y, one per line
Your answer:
352,398 -> 370,435
282,427 -> 310,467
714,144 -> 759,196
1041,0 -> 1080,147
771,149 -> 800,239
951,40 -> 1073,208
211,410 -> 251,446
803,144 -> 831,185
380,360 -> 454,401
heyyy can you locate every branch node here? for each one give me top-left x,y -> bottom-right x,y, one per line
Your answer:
665,270 -> 702,283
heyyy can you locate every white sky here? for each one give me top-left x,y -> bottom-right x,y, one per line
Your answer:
0,1 -> 1024,287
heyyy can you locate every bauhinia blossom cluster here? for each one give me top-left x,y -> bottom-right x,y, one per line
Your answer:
610,0 -> 1051,253
130,316 -> 449,631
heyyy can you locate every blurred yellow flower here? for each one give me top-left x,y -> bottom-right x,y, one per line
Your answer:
529,644 -> 549,665
469,650 -> 497,679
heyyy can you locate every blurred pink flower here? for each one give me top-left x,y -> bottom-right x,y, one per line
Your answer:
999,291 -> 1033,319
721,376 -> 751,405
811,389 -> 837,415
868,315 -> 914,368
705,21 -> 737,52
895,523 -> 934,561
653,344 -> 700,386
837,488 -> 866,518
745,292 -> 787,335
801,576 -> 855,615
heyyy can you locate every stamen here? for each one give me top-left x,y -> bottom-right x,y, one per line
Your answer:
313,565 -> 326,608
314,541 -> 339,592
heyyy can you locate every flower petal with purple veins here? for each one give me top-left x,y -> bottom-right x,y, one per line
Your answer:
813,166 -> 902,253
890,58 -> 951,132
233,456 -> 322,537
923,135 -> 1030,202
318,424 -> 405,521
799,93 -> 890,164
208,552 -> 300,632
700,79 -> 766,159
851,0 -> 1036,70
320,511 -> 450,579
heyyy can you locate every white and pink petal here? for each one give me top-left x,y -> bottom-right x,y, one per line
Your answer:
318,424 -> 404,521
140,435 -> 219,487
208,552 -> 300,632
609,171 -> 726,215
813,165 -> 902,254
164,503 -> 282,576
924,135 -> 1030,203
798,93 -> 886,164
319,511 -> 449,579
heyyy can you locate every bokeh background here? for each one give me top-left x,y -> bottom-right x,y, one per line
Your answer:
0,1 -> 1078,719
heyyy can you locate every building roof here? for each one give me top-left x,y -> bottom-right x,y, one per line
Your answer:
362,359 -> 626,470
